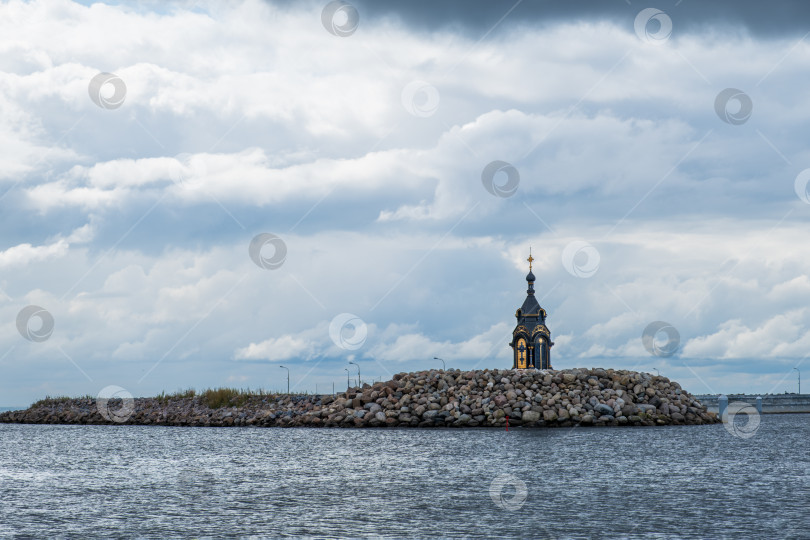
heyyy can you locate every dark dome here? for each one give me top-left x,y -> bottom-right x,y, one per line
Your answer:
526,270 -> 535,282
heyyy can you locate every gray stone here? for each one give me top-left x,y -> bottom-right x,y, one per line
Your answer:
594,404 -> 614,416
522,410 -> 541,423
621,405 -> 637,417
364,403 -> 382,413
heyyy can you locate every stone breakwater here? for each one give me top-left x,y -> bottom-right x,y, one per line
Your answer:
0,368 -> 719,428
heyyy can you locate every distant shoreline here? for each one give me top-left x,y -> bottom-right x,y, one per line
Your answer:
692,393 -> 810,414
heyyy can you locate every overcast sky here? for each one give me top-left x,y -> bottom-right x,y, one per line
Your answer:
2,0 -> 809,405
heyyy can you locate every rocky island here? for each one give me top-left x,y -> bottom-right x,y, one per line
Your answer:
0,367 -> 719,428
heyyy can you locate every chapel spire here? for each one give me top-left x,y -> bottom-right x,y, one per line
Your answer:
526,247 -> 536,294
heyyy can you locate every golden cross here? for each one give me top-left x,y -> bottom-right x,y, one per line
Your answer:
527,247 -> 534,270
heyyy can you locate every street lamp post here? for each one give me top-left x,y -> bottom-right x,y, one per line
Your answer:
345,368 -> 350,390
279,365 -> 290,394
349,361 -> 360,387
795,367 -> 801,394
653,368 -> 660,377
434,356 -> 445,370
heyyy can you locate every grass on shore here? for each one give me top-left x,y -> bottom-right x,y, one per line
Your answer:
201,388 -> 260,409
158,387 -> 269,408
31,395 -> 94,408
156,388 -> 197,404
27,388 -> 321,410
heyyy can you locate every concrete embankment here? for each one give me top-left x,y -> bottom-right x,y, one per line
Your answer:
0,368 -> 719,428
693,394 -> 810,414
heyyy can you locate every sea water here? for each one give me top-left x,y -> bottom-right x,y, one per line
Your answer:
0,415 -> 808,538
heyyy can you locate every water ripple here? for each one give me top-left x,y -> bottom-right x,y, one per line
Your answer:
0,416 -> 808,538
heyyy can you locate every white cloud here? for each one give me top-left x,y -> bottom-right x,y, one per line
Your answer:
0,239 -> 68,268
0,225 -> 93,269
682,310 -> 810,359
2,0 -> 810,405
366,322 -> 511,363
234,334 -> 312,362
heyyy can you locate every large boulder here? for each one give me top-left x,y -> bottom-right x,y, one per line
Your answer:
364,403 -> 382,414
522,410 -> 541,423
593,404 -> 614,416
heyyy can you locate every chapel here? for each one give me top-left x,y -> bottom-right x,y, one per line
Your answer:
509,250 -> 553,370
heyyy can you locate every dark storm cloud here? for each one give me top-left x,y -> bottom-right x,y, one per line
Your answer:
353,0 -> 810,38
